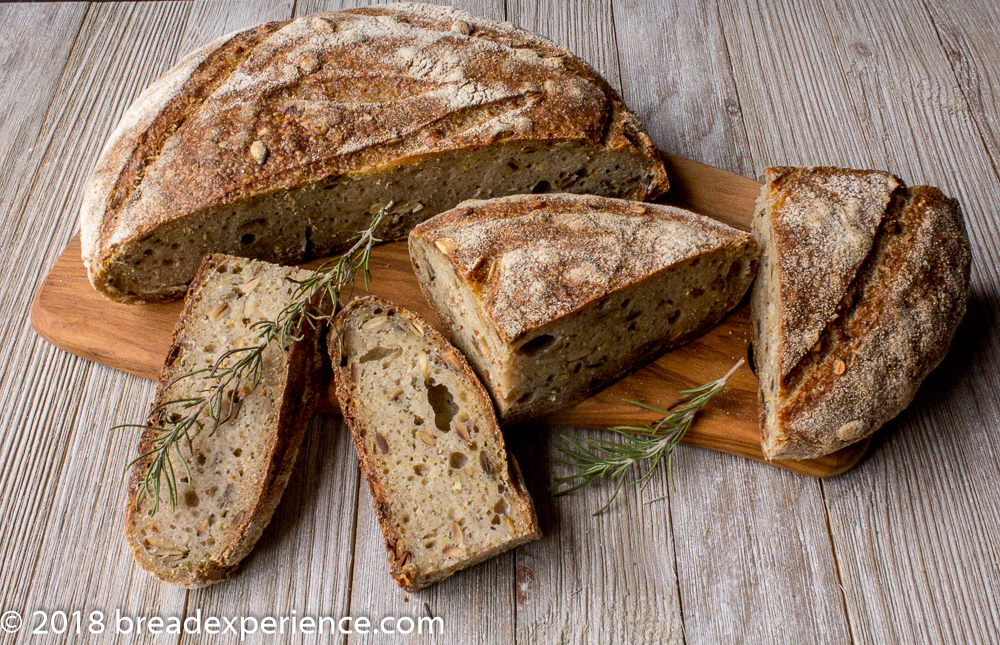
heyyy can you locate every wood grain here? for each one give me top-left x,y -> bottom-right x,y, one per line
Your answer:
615,2 -> 852,643
721,0 -> 1000,642
2,2 -> 998,644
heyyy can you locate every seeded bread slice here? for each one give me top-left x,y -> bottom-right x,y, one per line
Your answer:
751,167 -> 971,459
124,254 -> 323,587
331,296 -> 540,591
80,4 -> 668,304
409,194 -> 758,423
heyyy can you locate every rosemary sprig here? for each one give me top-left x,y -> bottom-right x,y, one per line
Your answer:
118,205 -> 391,515
552,358 -> 745,515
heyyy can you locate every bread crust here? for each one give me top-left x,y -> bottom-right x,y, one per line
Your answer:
123,254 -> 323,587
410,193 -> 755,345
753,169 -> 971,460
81,3 -> 668,302
330,296 -> 540,591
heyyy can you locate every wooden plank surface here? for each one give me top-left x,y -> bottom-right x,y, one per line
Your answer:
1,2 -> 998,644
615,2 -> 853,643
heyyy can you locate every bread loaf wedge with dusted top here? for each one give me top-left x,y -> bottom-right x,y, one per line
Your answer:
81,3 -> 668,304
125,254 -> 323,587
751,167 -> 971,460
331,296 -> 539,591
409,194 -> 758,423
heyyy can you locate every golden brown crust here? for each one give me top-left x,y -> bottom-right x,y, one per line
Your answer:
753,169 -> 971,460
410,193 -> 754,344
123,254 -> 322,587
329,296 -> 540,591
82,4 -> 668,301
763,166 -> 903,375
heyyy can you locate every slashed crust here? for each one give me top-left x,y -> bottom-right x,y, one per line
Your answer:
123,254 -> 323,587
753,168 -> 971,460
81,3 -> 668,301
329,296 -> 540,591
763,166 -> 902,375
409,193 -> 755,345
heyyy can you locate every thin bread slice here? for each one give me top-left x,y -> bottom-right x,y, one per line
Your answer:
409,193 -> 758,423
124,254 -> 323,587
331,296 -> 540,591
751,167 -> 971,459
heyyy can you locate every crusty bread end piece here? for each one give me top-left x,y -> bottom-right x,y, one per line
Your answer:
751,167 -> 971,460
331,296 -> 540,591
410,194 -> 758,422
124,254 -> 322,587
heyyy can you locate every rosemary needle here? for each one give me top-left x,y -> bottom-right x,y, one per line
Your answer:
116,204 -> 391,516
552,357 -> 745,515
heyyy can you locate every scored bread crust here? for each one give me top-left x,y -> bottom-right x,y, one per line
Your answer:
330,296 -> 540,591
81,3 -> 668,303
410,193 -> 755,345
763,166 -> 902,374
752,168 -> 971,460
124,255 -> 323,587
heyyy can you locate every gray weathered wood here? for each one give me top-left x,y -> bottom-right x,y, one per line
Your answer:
613,3 -> 851,643
719,0 -> 1000,642
3,2 -> 1000,643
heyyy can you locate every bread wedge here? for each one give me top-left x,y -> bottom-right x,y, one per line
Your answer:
751,167 -> 971,460
81,4 -> 668,304
125,254 -> 323,587
409,194 -> 758,423
331,296 -> 540,591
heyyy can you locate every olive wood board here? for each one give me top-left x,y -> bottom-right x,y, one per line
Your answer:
30,153 -> 868,478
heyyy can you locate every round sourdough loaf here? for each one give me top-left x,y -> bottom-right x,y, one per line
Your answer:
80,3 -> 668,303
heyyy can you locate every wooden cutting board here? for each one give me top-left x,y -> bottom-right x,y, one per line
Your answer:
30,153 -> 868,477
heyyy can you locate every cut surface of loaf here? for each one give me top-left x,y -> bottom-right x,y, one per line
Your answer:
409,194 -> 758,423
331,296 -> 540,591
81,3 -> 668,303
125,254 -> 322,587
751,167 -> 971,460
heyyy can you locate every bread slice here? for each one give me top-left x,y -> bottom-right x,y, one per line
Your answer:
124,254 -> 323,587
80,4 -> 669,304
409,194 -> 758,423
331,296 -> 540,591
751,167 -> 971,460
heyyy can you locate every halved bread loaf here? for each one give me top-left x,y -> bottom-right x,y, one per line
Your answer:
409,194 -> 758,423
124,254 -> 323,587
331,296 -> 540,591
81,3 -> 668,304
751,167 -> 971,460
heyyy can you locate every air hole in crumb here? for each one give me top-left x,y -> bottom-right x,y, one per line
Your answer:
667,311 -> 680,324
449,452 -> 468,469
428,384 -> 458,433
413,464 -> 427,476
517,334 -> 555,356
184,491 -> 200,507
241,233 -> 256,245
233,448 -> 242,457
531,180 -> 551,194
414,415 -> 425,426
620,299 -> 630,309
